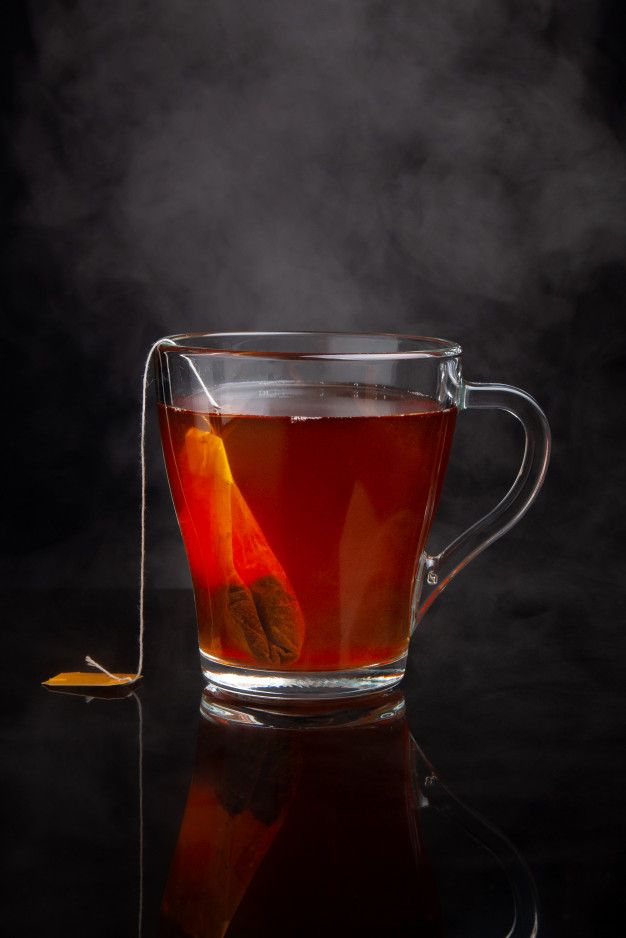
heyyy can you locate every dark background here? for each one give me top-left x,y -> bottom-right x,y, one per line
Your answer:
3,2 -> 626,936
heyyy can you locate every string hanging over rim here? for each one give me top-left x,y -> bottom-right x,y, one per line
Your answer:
44,336 -> 221,687
83,337 -> 173,682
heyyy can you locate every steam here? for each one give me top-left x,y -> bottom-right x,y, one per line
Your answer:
10,0 -> 626,586
19,1 -> 626,331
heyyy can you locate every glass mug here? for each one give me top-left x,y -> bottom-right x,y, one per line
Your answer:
156,332 -> 550,699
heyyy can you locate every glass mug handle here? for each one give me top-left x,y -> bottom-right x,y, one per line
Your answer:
418,381 -> 551,619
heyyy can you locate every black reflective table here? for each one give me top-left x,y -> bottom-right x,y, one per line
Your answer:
4,579 -> 624,937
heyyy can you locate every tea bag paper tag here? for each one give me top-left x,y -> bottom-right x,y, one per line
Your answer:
43,654 -> 142,686
43,671 -> 140,687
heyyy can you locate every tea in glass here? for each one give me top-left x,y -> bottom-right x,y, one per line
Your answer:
159,383 -> 456,677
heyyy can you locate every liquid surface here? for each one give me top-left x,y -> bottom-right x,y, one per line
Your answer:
158,383 -> 456,671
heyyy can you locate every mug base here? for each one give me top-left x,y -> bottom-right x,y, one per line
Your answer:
199,649 -> 406,701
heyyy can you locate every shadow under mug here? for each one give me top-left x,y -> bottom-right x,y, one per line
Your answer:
155,332 -> 550,699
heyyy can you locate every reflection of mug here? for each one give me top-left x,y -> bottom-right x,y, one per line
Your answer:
160,692 -> 443,937
159,690 -> 539,938
156,333 -> 550,698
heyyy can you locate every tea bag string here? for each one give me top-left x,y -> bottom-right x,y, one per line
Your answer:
84,338 -> 168,682
86,338 -> 219,683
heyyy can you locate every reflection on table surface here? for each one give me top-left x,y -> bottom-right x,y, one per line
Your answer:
9,588 -> 622,937
40,682 -> 538,937
161,691 -> 442,937
159,690 -> 538,938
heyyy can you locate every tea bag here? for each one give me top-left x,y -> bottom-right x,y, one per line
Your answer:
183,426 -> 304,665
42,337 -> 304,688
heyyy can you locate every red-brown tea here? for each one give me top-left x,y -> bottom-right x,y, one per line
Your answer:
158,383 -> 455,671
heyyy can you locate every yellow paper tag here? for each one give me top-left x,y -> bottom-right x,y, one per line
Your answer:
43,671 -> 140,687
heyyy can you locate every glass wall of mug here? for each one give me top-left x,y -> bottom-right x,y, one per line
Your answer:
155,333 -> 549,699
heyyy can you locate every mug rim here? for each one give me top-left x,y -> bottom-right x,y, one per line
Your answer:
158,331 -> 463,360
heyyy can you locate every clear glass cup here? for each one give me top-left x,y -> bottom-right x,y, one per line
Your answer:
155,332 -> 550,699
